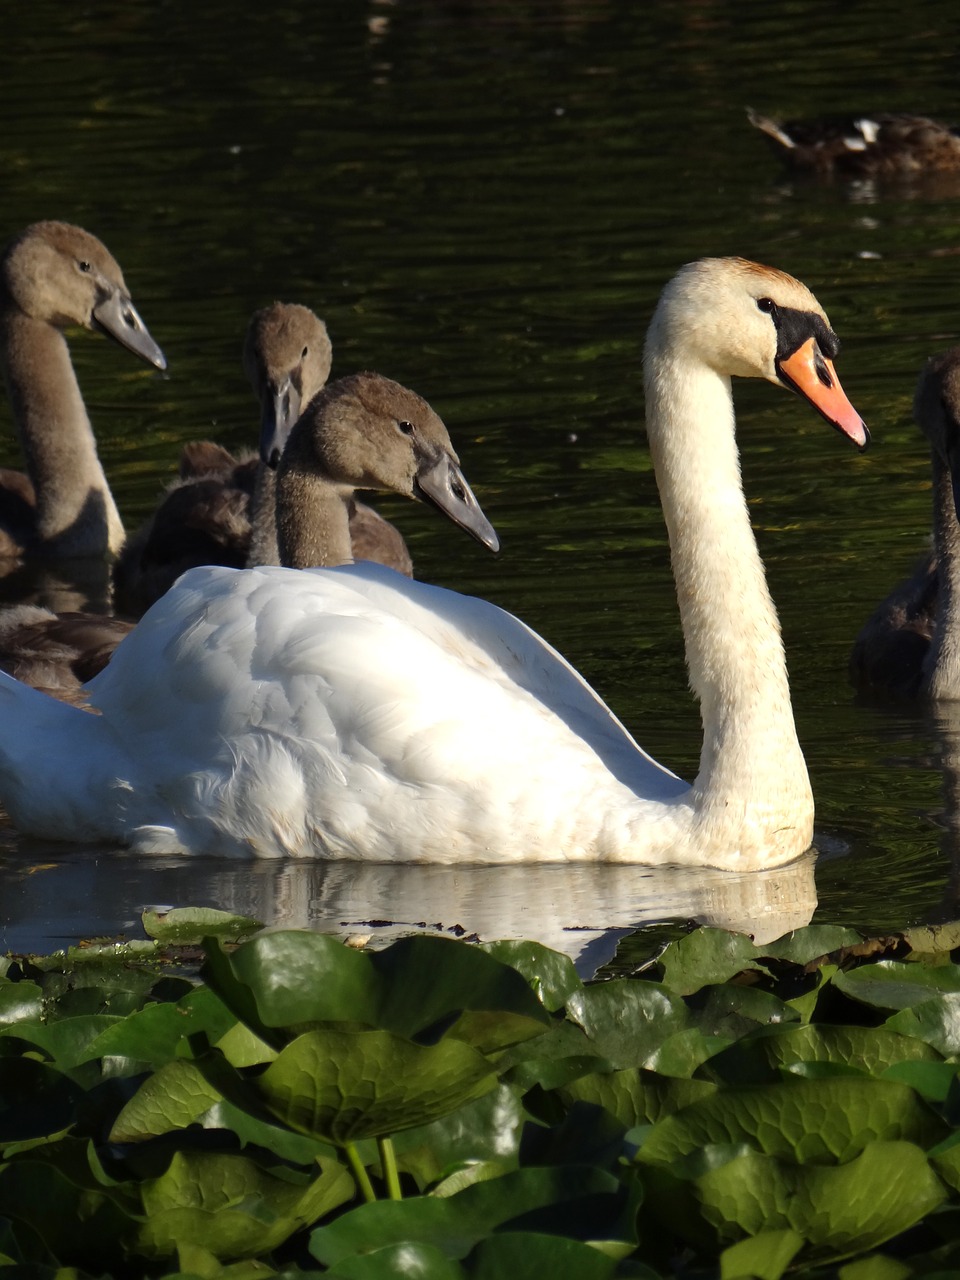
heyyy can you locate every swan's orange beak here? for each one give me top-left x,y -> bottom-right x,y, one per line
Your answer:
777,337 -> 869,450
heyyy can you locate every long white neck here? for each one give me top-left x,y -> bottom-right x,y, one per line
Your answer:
644,343 -> 813,857
924,457 -> 960,698
0,310 -> 124,556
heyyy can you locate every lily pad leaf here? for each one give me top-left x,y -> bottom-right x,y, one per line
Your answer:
761,925 -> 863,965
109,1059 -> 224,1142
324,1240 -> 466,1278
709,1023 -> 939,1086
369,935 -> 551,1040
885,993 -> 960,1057
481,940 -> 582,1011
788,1140 -> 946,1258
834,961 -> 960,1011
255,1028 -> 497,1143
564,1068 -> 716,1129
138,1149 -> 352,1260
142,905 -> 262,944
309,1165 -> 629,1267
202,933 -> 381,1044
468,1230 -> 627,1279
638,1077 -> 945,1167
566,980 -> 689,1067
719,1228 -> 803,1280
657,928 -> 768,995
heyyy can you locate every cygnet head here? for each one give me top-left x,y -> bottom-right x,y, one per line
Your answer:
0,220 -> 166,370
645,256 -> 868,449
280,370 -> 499,551
243,302 -> 333,468
915,346 -> 960,521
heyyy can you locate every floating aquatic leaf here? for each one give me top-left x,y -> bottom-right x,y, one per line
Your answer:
142,905 -> 263,944
255,1028 -> 497,1143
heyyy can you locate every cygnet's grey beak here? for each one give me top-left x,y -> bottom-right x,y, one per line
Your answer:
92,288 -> 167,371
260,376 -> 302,469
415,453 -> 500,552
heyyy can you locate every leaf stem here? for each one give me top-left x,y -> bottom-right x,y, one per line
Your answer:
344,1141 -> 376,1203
379,1135 -> 402,1200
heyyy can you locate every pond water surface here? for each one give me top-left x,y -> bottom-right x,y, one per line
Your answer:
2,0 -> 960,971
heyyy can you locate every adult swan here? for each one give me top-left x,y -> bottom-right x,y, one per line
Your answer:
0,258 -> 868,867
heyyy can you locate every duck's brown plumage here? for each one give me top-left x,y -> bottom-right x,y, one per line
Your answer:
748,109 -> 960,178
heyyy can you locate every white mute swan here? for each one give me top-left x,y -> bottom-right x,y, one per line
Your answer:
0,258 -> 866,866
850,346 -> 960,699
0,220 -> 166,559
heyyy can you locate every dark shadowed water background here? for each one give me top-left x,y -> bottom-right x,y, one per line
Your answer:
2,0 -> 960,970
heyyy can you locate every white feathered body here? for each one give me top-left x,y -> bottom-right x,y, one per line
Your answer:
0,563 -> 696,862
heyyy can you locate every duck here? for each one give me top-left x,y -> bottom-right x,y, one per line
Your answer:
850,347 -> 960,699
747,109 -> 960,178
114,302 -> 412,614
0,371 -> 495,704
0,220 -> 166,560
0,258 -> 866,866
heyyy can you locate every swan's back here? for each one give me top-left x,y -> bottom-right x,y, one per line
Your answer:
86,564 -> 684,859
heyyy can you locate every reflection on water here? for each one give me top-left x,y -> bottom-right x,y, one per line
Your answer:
0,838 -> 817,977
1,1 -> 960,955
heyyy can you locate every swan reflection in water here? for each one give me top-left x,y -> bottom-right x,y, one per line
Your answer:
0,844 -> 817,977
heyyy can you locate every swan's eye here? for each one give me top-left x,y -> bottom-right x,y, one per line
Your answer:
756,297 -> 777,314
301,346 -> 309,359
78,260 -> 91,273
397,420 -> 415,436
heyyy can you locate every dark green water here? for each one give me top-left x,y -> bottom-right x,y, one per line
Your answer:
2,0 -> 960,963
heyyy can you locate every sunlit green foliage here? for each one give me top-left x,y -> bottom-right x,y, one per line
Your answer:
6,918 -> 960,1275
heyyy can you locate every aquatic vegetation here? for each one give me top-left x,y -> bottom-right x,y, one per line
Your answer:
3,913 -> 960,1275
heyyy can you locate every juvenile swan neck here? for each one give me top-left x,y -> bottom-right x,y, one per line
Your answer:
644,338 -> 812,853
0,308 -> 124,556
924,458 -> 960,697
246,464 -> 281,567
275,460 -> 354,569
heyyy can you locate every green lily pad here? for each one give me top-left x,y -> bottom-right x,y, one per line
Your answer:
481,940 -> 583,1011
657,928 -> 767,995
708,1023 -> 940,1085
109,1059 -> 224,1142
566,979 -> 689,1067
309,1165 -> 632,1267
142,906 -> 263,944
719,1228 -> 804,1279
885,994 -> 960,1056
138,1149 -> 352,1260
324,1240 -> 466,1278
254,1028 -> 497,1143
564,1068 -> 717,1129
638,1077 -> 945,1167
761,926 -> 864,965
834,962 -> 960,1011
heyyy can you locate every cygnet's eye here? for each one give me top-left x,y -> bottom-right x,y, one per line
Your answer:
756,297 -> 777,314
301,346 -> 309,359
78,260 -> 92,273
397,420 -> 415,436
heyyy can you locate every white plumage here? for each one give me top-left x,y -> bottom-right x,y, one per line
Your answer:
0,258 -> 868,868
